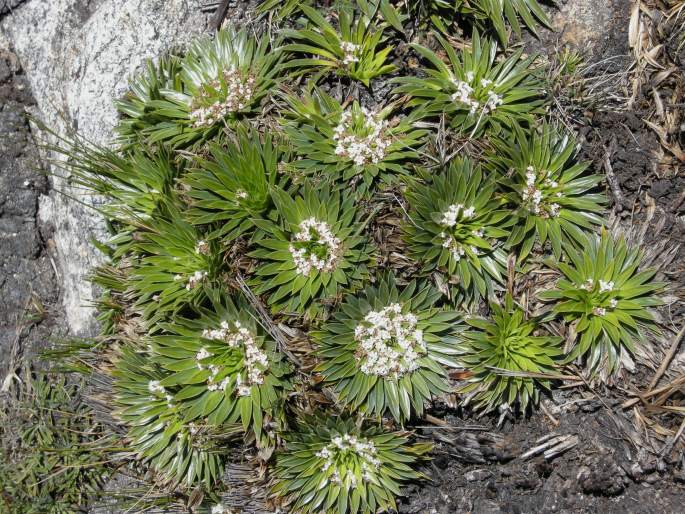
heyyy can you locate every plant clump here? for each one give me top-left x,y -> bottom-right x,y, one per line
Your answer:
47,1 -> 667,512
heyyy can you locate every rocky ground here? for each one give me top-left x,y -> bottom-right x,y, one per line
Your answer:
0,0 -> 683,512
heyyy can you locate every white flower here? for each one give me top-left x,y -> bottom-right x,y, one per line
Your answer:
195,347 -> 211,369
148,380 -> 165,394
451,78 -> 479,114
289,218 -> 342,276
582,278 -> 594,291
440,203 -> 476,227
593,307 -> 606,316
236,189 -> 248,199
452,74 -> 501,115
599,280 -> 614,293
190,68 -> 256,127
485,90 -> 503,112
149,381 -> 174,408
317,434 -> 381,488
609,298 -> 618,309
200,321 -> 269,395
523,166 -> 563,218
333,108 -> 391,166
340,41 -> 361,65
185,270 -> 208,291
354,303 -> 426,378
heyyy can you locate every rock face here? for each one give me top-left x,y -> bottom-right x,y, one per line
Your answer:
0,33 -> 60,374
1,0 -> 209,335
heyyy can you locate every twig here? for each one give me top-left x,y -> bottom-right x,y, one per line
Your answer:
235,272 -> 302,367
540,402 -> 560,427
520,433 -> 579,460
621,374 -> 685,409
648,325 -> 685,390
659,416 -> 685,464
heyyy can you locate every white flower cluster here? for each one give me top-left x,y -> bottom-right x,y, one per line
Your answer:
200,321 -> 269,396
315,434 -> 381,487
440,203 -> 476,227
441,235 -> 481,261
354,303 -> 426,377
599,280 -> 614,293
189,68 -> 256,127
174,270 -> 207,291
148,380 -> 175,408
340,41 -> 361,65
522,166 -> 562,218
333,108 -> 391,166
451,72 -> 503,115
439,204 -> 481,261
580,279 -> 619,316
288,218 -> 342,276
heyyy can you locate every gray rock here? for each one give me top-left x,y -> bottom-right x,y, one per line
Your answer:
1,0 -> 210,335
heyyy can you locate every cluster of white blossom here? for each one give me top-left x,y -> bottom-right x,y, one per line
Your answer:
440,234 -> 481,261
440,203 -> 476,227
580,279 -> 620,316
354,303 -> 426,377
316,434 -> 381,487
333,108 -> 391,166
522,166 -> 562,218
200,321 -> 269,396
451,72 -> 503,115
189,68 -> 256,127
288,218 -> 342,276
175,270 -> 208,291
235,189 -> 248,200
599,280 -> 614,293
148,380 -> 175,408
340,41 -> 361,65
439,204 -> 482,261
194,348 -> 230,392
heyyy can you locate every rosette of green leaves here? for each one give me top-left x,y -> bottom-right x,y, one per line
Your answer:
403,159 -> 515,299
539,229 -> 664,378
493,125 -> 606,259
280,4 -> 397,86
249,182 -> 374,317
378,0 -> 549,42
139,26 -> 282,147
114,55 -> 183,148
459,294 -> 563,413
183,125 -> 280,243
391,31 -> 544,137
272,416 -> 431,514
113,348 -> 226,487
458,0 -> 552,44
281,88 -> 425,194
151,290 -> 292,444
314,274 -> 463,423
129,207 -> 222,324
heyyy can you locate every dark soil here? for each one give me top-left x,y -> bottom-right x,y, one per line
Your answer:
0,44 -> 62,377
